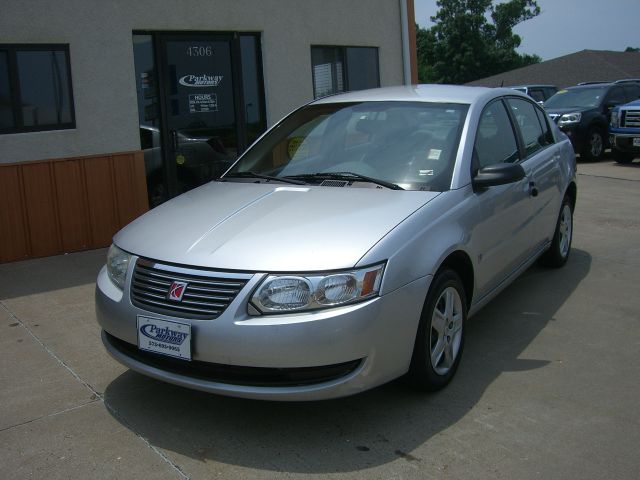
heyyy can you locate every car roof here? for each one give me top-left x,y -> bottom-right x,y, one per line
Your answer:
311,84 -> 523,105
565,81 -> 640,90
509,84 -> 557,89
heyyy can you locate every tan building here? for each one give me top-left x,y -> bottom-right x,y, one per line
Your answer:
0,0 -> 417,262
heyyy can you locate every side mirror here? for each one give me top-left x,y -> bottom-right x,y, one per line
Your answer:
605,101 -> 621,111
473,163 -> 526,189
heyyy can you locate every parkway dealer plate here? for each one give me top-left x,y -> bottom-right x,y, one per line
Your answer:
137,316 -> 192,360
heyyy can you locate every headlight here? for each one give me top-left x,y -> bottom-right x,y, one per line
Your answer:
610,110 -> 620,128
558,112 -> 582,126
251,263 -> 385,314
106,244 -> 131,290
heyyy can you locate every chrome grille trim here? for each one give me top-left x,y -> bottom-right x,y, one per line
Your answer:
130,258 -> 252,319
622,109 -> 640,128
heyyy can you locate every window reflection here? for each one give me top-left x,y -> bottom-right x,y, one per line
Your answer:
17,51 -> 73,126
1,45 -> 75,133
0,51 -> 13,129
240,35 -> 267,147
311,46 -> 379,99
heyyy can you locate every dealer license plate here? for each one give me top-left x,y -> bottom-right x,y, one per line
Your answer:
633,137 -> 640,147
137,316 -> 192,360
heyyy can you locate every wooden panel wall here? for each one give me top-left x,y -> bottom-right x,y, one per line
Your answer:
0,151 -> 148,263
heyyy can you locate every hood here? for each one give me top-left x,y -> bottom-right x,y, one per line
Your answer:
545,106 -> 594,115
620,99 -> 640,109
114,181 -> 438,272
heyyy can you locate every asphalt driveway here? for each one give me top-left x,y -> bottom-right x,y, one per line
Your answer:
2,159 -> 639,480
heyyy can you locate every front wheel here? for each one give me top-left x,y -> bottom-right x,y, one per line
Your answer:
581,127 -> 604,162
406,269 -> 467,391
540,195 -> 573,268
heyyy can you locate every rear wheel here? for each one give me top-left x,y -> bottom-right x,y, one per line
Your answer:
540,195 -> 573,268
582,127 -> 604,162
407,269 -> 467,391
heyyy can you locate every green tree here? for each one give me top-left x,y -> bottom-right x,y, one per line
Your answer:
417,0 -> 542,84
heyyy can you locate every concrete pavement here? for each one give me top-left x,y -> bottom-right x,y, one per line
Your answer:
1,158 -> 640,479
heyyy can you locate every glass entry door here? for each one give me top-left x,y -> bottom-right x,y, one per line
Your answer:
133,32 -> 266,207
159,34 -> 238,198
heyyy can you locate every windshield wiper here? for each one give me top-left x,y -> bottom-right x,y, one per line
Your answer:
222,171 -> 305,185
285,172 -> 404,190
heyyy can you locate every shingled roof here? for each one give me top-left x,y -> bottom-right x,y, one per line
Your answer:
466,50 -> 640,88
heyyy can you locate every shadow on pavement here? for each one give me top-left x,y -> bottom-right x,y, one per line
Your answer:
0,248 -> 106,300
104,249 -> 591,473
611,160 -> 640,168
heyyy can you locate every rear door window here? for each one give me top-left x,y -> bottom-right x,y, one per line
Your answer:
506,98 -> 545,158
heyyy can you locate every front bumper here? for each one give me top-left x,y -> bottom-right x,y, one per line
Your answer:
610,132 -> 640,153
96,263 -> 430,400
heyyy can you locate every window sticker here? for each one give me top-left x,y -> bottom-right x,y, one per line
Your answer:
188,93 -> 218,113
427,149 -> 442,160
287,136 -> 308,159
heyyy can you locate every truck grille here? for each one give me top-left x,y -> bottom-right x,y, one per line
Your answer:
622,109 -> 640,128
130,258 -> 252,319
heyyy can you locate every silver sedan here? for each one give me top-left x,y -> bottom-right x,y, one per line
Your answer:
96,85 -> 577,400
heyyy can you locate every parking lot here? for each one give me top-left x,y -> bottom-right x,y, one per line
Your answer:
2,158 -> 640,480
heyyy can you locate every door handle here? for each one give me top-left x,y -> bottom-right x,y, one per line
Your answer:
529,181 -> 539,197
171,130 -> 179,150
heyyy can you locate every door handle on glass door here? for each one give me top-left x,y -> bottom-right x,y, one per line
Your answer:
171,130 -> 178,150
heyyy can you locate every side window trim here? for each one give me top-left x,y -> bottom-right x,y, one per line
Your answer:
534,103 -> 555,147
502,97 -> 527,162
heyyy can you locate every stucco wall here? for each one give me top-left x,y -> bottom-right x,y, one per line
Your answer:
0,0 -> 405,164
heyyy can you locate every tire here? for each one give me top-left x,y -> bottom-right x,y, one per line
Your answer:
581,127 -> 604,162
612,148 -> 634,164
406,269 -> 467,391
540,195 -> 573,268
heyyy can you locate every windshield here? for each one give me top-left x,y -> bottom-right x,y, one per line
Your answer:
544,87 -> 606,109
225,101 -> 469,191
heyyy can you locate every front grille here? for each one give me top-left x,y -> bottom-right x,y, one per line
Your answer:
130,258 -> 252,319
105,332 -> 363,387
622,109 -> 640,128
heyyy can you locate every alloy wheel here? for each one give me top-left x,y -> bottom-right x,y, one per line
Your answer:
590,132 -> 603,157
430,286 -> 463,376
559,204 -> 572,258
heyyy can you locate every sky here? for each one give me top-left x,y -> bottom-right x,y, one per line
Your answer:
414,0 -> 640,60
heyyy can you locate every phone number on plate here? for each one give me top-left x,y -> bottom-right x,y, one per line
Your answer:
148,341 -> 180,352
